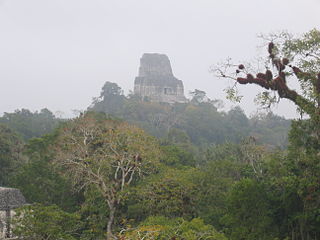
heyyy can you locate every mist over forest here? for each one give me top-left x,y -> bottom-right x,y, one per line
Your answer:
1,1 -> 320,240
1,36 -> 319,237
0,79 -> 293,239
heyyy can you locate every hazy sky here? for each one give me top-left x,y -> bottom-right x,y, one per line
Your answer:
0,0 -> 319,118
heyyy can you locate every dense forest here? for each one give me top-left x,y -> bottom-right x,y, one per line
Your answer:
1,29 -> 320,240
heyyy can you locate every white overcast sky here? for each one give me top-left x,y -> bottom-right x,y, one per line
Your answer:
0,0 -> 319,118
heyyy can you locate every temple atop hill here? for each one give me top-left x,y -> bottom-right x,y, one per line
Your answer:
134,53 -> 187,104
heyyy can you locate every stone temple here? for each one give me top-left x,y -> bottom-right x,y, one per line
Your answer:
0,187 -> 26,239
134,53 -> 187,104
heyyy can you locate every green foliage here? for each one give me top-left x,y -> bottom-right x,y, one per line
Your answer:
89,83 -> 290,148
0,124 -> 25,186
100,81 -> 123,97
7,31 -> 320,240
195,142 -> 252,229
122,216 -> 228,240
54,112 -> 161,238
190,89 -> 208,104
284,120 -> 320,238
269,63 -> 320,239
282,29 -> 320,74
179,102 -> 228,145
0,108 -> 61,140
160,144 -> 196,167
222,179 -> 275,240
166,128 -> 191,144
13,204 -> 82,240
12,157 -> 79,211
224,87 -> 243,103
128,168 -> 198,221
54,112 -> 161,193
79,187 -> 108,240
215,29 -> 320,240
218,29 -> 320,119
90,82 -> 126,116
289,119 -> 320,153
249,112 -> 291,148
11,134 -> 79,211
225,106 -> 250,143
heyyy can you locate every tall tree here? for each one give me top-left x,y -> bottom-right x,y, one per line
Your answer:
215,29 -> 320,120
11,135 -> 78,211
215,29 -> 320,239
53,112 -> 161,239
0,124 -> 25,186
89,82 -> 126,116
13,204 -> 82,240
0,108 -> 60,140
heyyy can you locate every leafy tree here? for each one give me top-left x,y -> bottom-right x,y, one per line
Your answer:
166,128 -> 191,144
215,29 -> 320,239
100,82 -> 123,97
160,144 -> 196,167
13,204 -> 82,240
121,216 -> 227,240
190,89 -> 207,104
221,178 -> 275,240
225,106 -> 250,142
226,106 -> 248,128
0,124 -> 25,186
89,82 -> 126,116
196,143 -> 250,229
128,168 -> 198,221
0,108 -> 61,140
11,135 -> 79,211
78,187 -> 109,240
179,102 -> 227,145
215,29 -> 320,128
53,112 -> 161,239
249,112 -> 290,148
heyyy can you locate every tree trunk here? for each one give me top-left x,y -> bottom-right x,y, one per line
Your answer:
300,220 -> 305,240
106,205 -> 116,240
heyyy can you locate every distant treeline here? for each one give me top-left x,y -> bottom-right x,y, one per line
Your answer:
0,108 -> 61,141
0,82 -> 291,148
88,81 -> 291,148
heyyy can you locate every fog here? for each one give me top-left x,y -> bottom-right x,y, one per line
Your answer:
0,0 -> 319,118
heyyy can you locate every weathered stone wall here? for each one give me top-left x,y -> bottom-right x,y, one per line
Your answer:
138,53 -> 173,77
134,53 -> 187,104
0,187 -> 26,239
0,210 -> 5,239
0,210 -> 15,239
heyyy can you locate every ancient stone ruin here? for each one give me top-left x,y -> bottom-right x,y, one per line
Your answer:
0,187 -> 26,239
134,53 -> 187,104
